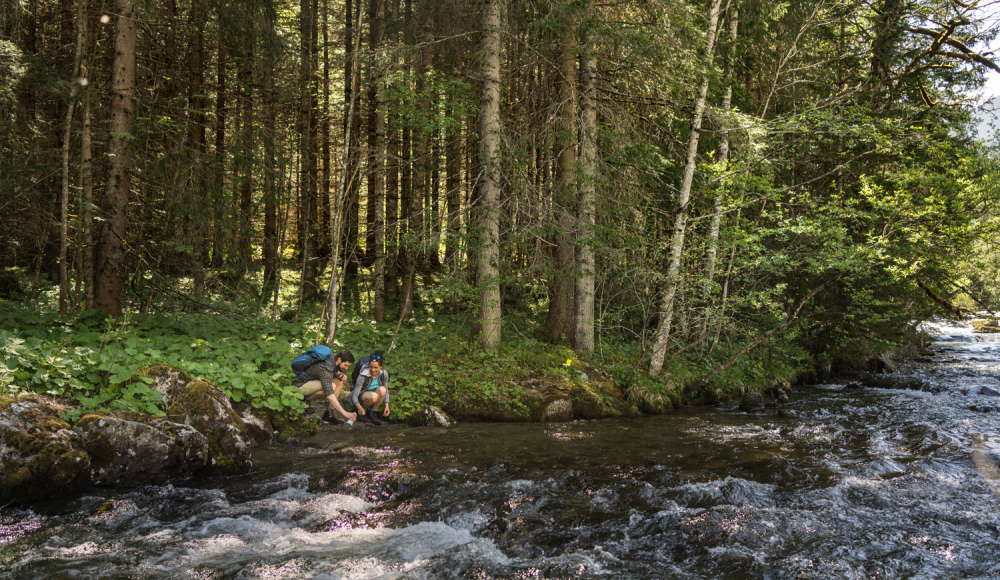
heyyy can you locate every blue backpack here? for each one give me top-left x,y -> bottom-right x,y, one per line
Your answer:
291,345 -> 334,381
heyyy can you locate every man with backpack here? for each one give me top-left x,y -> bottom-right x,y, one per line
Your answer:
292,347 -> 358,425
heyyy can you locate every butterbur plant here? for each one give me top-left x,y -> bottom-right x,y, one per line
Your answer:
0,305 -> 309,420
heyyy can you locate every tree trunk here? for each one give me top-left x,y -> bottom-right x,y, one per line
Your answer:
323,1 -> 364,344
445,94 -> 462,270
384,0 -> 401,302
59,0 -> 87,315
573,31 -> 596,354
300,0 -> 317,301
546,20 -> 577,344
94,0 -> 137,316
698,5 -> 738,344
477,0 -> 502,350
237,43 -> 254,273
649,0 -> 723,376
369,0 -> 386,321
212,4 -> 228,269
187,0 -> 206,295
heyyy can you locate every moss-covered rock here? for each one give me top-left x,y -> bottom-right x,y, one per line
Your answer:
232,402 -> 274,447
166,379 -> 252,474
270,409 -> 318,443
0,394 -> 91,503
74,412 -> 209,486
141,364 -> 193,410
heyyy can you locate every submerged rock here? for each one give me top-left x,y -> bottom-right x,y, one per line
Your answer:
407,406 -> 457,428
0,394 -> 91,503
739,392 -> 765,413
167,379 -> 252,474
75,412 -> 209,486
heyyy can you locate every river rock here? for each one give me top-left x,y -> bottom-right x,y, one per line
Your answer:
765,380 -> 792,404
75,412 -> 209,486
739,392 -> 765,413
166,378 -> 253,474
407,406 -> 457,428
232,401 -> 274,446
142,364 -> 194,410
867,353 -> 897,374
0,394 -> 91,503
522,384 -> 573,422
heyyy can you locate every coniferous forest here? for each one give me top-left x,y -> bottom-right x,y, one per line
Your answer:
2,0 -> 1000,417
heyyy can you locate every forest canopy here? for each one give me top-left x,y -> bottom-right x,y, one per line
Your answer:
2,0 -> 1000,405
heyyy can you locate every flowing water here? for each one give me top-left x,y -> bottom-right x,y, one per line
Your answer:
3,323 -> 1000,579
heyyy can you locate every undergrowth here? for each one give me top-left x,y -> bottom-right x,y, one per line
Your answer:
0,274 -> 811,424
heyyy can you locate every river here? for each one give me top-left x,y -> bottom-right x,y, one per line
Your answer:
2,322 -> 1000,579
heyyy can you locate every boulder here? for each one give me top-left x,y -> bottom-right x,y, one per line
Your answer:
522,382 -> 574,422
75,412 -> 209,486
407,406 -> 457,428
166,379 -> 252,474
739,392 -> 765,413
270,410 -> 318,443
232,402 -> 274,446
0,394 -> 91,503
866,353 -> 897,374
142,364 -> 193,410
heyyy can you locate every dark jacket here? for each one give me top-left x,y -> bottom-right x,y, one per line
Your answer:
348,368 -> 390,407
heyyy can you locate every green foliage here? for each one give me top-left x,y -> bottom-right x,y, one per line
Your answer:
0,304 -> 308,420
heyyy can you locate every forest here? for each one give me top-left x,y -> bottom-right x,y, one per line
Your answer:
2,0 -> 1000,418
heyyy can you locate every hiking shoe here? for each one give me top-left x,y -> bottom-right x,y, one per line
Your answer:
304,406 -> 315,415
356,413 -> 369,423
321,411 -> 344,426
369,412 -> 382,426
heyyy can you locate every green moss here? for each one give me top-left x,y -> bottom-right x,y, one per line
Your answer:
270,410 -> 318,442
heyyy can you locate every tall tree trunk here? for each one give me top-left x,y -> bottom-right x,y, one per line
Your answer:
263,58 -> 278,287
413,7 -> 432,270
300,0 -> 317,300
649,0 -> 723,376
369,0 -> 386,321
322,0 -> 332,254
343,0 -> 361,275
59,0 -> 87,315
323,1 -> 364,344
445,95 -> 462,270
212,4 -> 228,269
477,0 -> 502,350
698,5 -> 738,344
237,42 -> 254,274
384,0 -> 401,302
546,20 -> 577,344
187,0 -> 206,295
94,0 -> 137,316
82,84 -> 95,310
573,30 -> 596,354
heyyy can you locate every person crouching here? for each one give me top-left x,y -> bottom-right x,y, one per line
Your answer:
294,349 -> 358,425
350,352 -> 390,425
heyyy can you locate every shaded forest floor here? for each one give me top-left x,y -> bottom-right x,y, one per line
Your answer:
0,267 -> 805,424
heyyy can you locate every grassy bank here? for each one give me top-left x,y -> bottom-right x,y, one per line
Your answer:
1,295 -> 812,424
